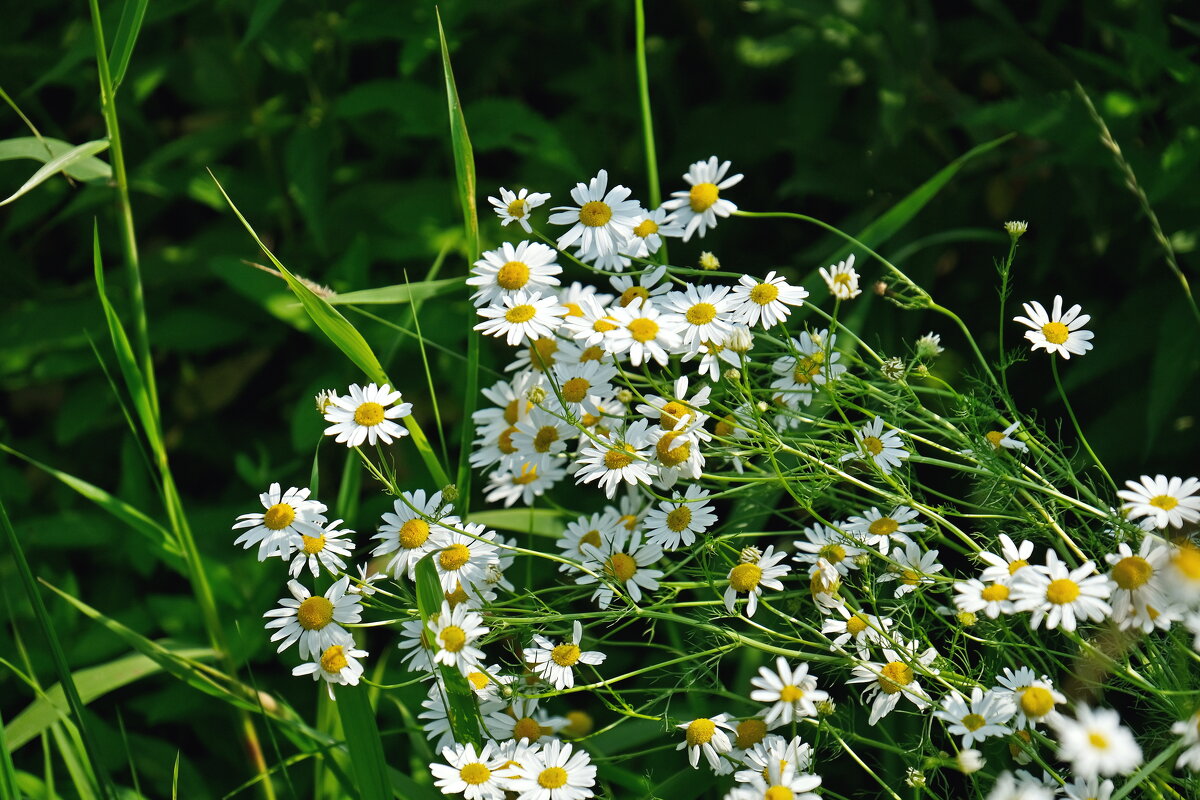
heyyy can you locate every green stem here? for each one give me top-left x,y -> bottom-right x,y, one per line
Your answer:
634,0 -> 661,210
1050,357 -> 1117,493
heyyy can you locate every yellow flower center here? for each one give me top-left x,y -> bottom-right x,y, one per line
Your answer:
467,671 -> 490,690
592,316 -> 618,332
537,766 -> 569,789
1149,494 -> 1179,511
564,710 -> 594,737
901,569 -> 922,586
628,317 -> 659,343
792,355 -> 822,384
533,425 -> 559,453
779,685 -> 804,703
961,713 -> 986,732
1174,545 -> 1200,580
730,563 -> 763,592
353,402 -> 385,427
666,506 -> 693,532
445,584 -> 469,607
320,645 -> 348,673
686,303 -> 718,325
1045,578 -> 1080,604
659,401 -> 689,429
263,503 -> 296,531
512,716 -> 544,742
685,718 -> 716,746
498,425 -> 519,454
765,788 -> 794,800
551,643 -> 582,667
1088,732 -> 1109,750
608,552 -> 638,582
578,200 -> 612,227
714,414 -> 736,438
749,282 -> 779,305
656,433 -> 691,468
297,596 -> 334,631
633,218 -> 659,238
620,286 -> 650,307
1020,687 -> 1055,718
496,260 -> 531,290
580,345 -> 605,363
981,583 -> 1010,602
736,718 -> 767,749
505,304 -> 537,324
398,519 -> 430,549
563,302 -> 584,317
862,436 -> 884,456
439,543 -> 471,571
603,445 -> 636,471
460,762 -> 492,785
1008,559 -> 1029,575
506,198 -> 527,218
868,517 -> 900,537
818,543 -> 846,563
504,398 -> 525,425
845,615 -> 868,635
439,625 -> 467,653
877,661 -> 914,694
832,272 -> 854,288
560,378 -> 590,404
1113,555 -> 1153,590
689,182 -> 720,212
1041,321 -> 1069,344
620,514 -> 638,531
578,530 -> 602,552
985,430 -> 1006,448
301,534 -> 325,554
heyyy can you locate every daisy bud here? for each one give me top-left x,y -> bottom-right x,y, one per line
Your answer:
914,363 -> 930,377
727,326 -> 754,353
723,368 -> 741,382
616,389 -> 633,405
698,251 -> 720,271
956,748 -> 985,774
739,545 -> 763,564
526,386 -> 547,404
816,699 -> 837,717
880,357 -> 906,382
957,611 -> 978,627
874,280 -> 889,296
756,401 -> 770,413
1004,220 -> 1029,239
440,484 -> 459,504
315,389 -> 337,415
915,332 -> 944,360
905,769 -> 926,788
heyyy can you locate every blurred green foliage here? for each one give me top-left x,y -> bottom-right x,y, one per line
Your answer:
1,0 -> 1198,796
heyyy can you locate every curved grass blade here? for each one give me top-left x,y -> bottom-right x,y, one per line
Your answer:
436,9 -> 478,262
336,685 -> 391,800
108,0 -> 149,90
0,139 -> 110,206
326,278 -> 463,306
0,136 -> 112,180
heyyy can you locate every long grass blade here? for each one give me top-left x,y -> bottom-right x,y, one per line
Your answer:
436,9 -> 478,262
335,685 -> 391,800
0,136 -> 112,180
0,706 -> 20,800
108,0 -> 149,90
0,139 -> 110,206
326,278 -> 463,306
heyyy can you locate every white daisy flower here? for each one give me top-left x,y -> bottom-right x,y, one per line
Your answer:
661,284 -> 736,347
483,697 -> 565,744
348,562 -> 385,596
428,600 -> 488,675
1050,705 -> 1143,778
557,509 -> 622,571
819,254 -> 862,300
735,734 -> 814,784
506,335 -> 562,374
232,483 -> 327,561
643,484 -> 718,550
576,527 -> 663,609
523,620 -> 607,690
953,577 -> 1015,619
288,518 -> 355,578
878,541 -> 943,597
488,186 -> 551,234
605,298 -> 684,367
676,713 -> 738,770
292,644 -> 368,700
463,663 -> 516,701
507,408 -> 575,472
548,359 -> 617,415
1172,709 -> 1200,771
1012,295 -> 1094,359
623,206 -> 685,259
431,521 -> 501,595
792,523 -> 863,577
549,169 -> 641,262
725,545 -> 791,617
573,419 -> 658,499
749,658 -> 829,726
637,376 -> 713,437
1009,550 -> 1113,632
985,771 -> 1054,800
840,416 -> 909,475
609,264 -> 672,307
993,667 -> 1066,730
472,373 -> 540,431
819,602 -> 893,659
681,329 -> 745,381
467,240 -> 562,307
979,534 -> 1035,585
559,292 -> 623,348
934,688 -> 1015,747
726,761 -> 822,800
1062,777 -> 1114,800
484,461 -> 567,508
430,740 -> 510,800
769,329 -> 846,407
1105,537 -> 1175,632
984,421 -> 1028,453
661,156 -> 744,241
263,576 -> 360,659
730,271 -> 809,329
373,489 -> 456,580
474,290 -> 567,347
1116,474 -> 1200,529
842,505 -> 924,556
846,640 -> 938,725
323,383 -> 413,448
504,739 -> 597,800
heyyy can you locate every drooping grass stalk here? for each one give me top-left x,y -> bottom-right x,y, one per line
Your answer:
1050,357 -> 1117,493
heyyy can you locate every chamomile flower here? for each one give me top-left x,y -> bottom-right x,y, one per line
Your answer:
484,461 -> 567,508
323,383 -> 413,448
559,293 -> 622,348
750,658 -> 828,726
638,376 -> 713,436
606,298 -> 684,367
1063,778 -> 1114,800
979,534 -> 1035,585
985,771 -> 1054,800
548,360 -> 617,415
841,416 -> 908,475
1116,474 -> 1200,529
731,271 -> 809,329
507,408 -> 575,472
661,156 -> 744,241
843,506 -> 924,555
984,421 -> 1028,453
488,187 -> 551,233
263,576 -> 360,659
524,620 -> 607,690
374,489 -> 456,579
1009,550 -> 1113,632
549,169 -> 641,262
463,663 -> 516,701
574,419 -> 658,499
1051,705 -> 1143,778
576,527 -> 663,609
292,644 -> 368,700
878,541 -> 943,597
677,713 -> 738,770
847,641 -> 938,725
610,264 -> 672,308
645,425 -> 705,488
934,688 -> 1015,747
483,697 -> 565,744
557,510 -> 622,571
428,600 -> 489,675
475,290 -> 567,347
819,254 -> 862,300
232,483 -> 327,560
644,484 -> 718,550
661,284 -> 736,347
431,522 -> 501,595
1012,296 -> 1094,359
953,577 -> 1015,619
288,518 -> 355,578
769,329 -> 845,406
994,667 -> 1066,730
682,330 -> 745,381
726,761 -> 822,800
735,735 -> 815,784
507,336 -> 562,374
1106,537 -> 1175,632
725,545 -> 791,617
792,523 -> 863,577
820,603 -> 894,659
624,206 -> 684,258
430,740 -> 510,800
505,739 -> 597,800
468,240 -> 562,307
1172,709 -> 1200,771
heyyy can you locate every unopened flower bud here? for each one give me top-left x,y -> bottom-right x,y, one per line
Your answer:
874,280 -> 889,296
905,769 -> 926,788
616,389 -> 633,405
1004,220 -> 1029,239
956,749 -> 985,774
739,546 -> 763,564
815,699 -> 837,717
915,332 -> 943,360
699,251 -> 720,271
526,386 -> 547,404
880,357 -> 906,382
441,484 -> 459,504
726,326 -> 754,353
956,611 -> 977,627
315,389 -> 338,415
723,368 -> 742,382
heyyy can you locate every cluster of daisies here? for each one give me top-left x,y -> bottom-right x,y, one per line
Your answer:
232,158 -> 1200,799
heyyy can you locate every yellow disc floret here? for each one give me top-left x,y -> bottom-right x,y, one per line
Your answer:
685,718 -> 716,746
730,563 -> 763,593
398,519 -> 430,549
496,261 -> 531,290
297,596 -> 334,631
689,183 -> 720,212
608,552 -> 638,582
1045,578 -> 1080,604
877,661 -> 914,694
439,543 -> 471,571
551,643 -> 582,667
578,201 -> 612,227
320,645 -> 348,673
628,318 -> 659,343
1041,321 -> 1069,344
749,282 -> 779,305
505,304 -> 537,324
263,503 -> 296,531
1020,686 -> 1055,718
439,625 -> 467,653
1112,556 -> 1153,590
354,402 -> 385,427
